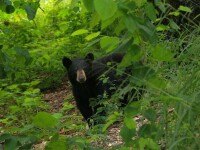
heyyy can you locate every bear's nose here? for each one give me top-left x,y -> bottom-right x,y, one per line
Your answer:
76,69 -> 86,83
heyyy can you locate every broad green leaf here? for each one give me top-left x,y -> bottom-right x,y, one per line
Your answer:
124,16 -> 138,33
144,2 -> 156,22
101,11 -> 122,30
85,32 -> 100,41
178,5 -> 192,13
151,44 -> 174,61
120,124 -> 135,146
0,45 -> 3,50
94,0 -> 117,21
24,2 -> 40,20
33,112 -> 59,129
139,138 -> 159,150
148,77 -> 167,90
89,12 -> 100,28
124,117 -> 136,129
143,108 -> 157,122
46,134 -> 66,150
83,0 -> 94,12
100,36 -> 119,52
71,29 -> 89,36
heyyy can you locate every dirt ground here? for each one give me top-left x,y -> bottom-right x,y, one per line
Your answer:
40,79 -> 125,149
40,79 -> 149,149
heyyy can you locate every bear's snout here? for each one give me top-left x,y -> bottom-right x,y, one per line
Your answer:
76,69 -> 86,83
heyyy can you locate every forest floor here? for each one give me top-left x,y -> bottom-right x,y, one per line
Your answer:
36,78 -> 147,149
40,79 -> 123,149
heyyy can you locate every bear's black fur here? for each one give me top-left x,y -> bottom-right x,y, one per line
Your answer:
62,53 -> 126,126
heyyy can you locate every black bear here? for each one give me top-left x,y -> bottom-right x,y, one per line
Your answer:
62,53 -> 126,126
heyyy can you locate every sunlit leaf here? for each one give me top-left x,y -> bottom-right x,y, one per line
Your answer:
124,117 -> 136,129
178,5 -> 192,13
71,29 -> 89,36
85,32 -> 100,41
94,0 -> 117,21
156,24 -> 170,31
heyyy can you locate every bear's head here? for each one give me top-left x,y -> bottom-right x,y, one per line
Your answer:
62,53 -> 94,84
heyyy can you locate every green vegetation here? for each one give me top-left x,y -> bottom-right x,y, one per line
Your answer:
0,0 -> 200,149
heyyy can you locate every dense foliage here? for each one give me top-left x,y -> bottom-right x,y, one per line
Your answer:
0,0 -> 200,149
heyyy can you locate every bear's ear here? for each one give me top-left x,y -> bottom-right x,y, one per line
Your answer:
85,53 -> 94,61
62,57 -> 72,69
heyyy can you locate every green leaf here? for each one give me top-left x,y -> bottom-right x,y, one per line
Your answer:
144,2 -> 156,22
139,138 -> 159,150
143,108 -> 157,122
169,19 -> 180,30
124,117 -> 136,129
120,124 -> 136,146
71,29 -> 89,36
100,36 -> 119,52
46,134 -> 67,150
148,77 -> 167,90
94,0 -> 117,21
151,44 -> 174,61
178,5 -> 192,13
103,112 -> 120,132
89,12 -> 100,28
33,112 -> 59,129
156,24 -> 170,31
83,0 -> 94,12
85,32 -> 100,41
124,16 -> 138,33
24,2 -> 40,20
